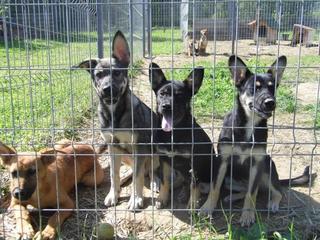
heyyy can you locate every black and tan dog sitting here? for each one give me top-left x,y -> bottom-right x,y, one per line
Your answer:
0,139 -> 104,240
149,63 -> 216,209
76,31 -> 159,210
200,55 -> 316,226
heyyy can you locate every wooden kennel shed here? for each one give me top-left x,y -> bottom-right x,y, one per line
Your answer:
291,24 -> 314,46
248,17 -> 278,44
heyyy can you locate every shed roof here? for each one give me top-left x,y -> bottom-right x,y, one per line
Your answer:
248,14 -> 278,29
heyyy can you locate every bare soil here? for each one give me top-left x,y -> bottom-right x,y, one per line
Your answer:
1,40 -> 320,239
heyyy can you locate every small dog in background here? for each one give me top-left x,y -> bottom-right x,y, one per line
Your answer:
186,32 -> 199,56
198,28 -> 208,56
0,139 -> 104,240
185,29 -> 209,56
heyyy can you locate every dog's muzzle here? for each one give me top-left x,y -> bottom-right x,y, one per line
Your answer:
12,187 -> 33,201
101,85 -> 119,104
263,98 -> 276,112
249,97 -> 275,119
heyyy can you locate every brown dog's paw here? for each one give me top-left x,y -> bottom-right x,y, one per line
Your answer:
16,222 -> 35,240
34,226 -> 56,240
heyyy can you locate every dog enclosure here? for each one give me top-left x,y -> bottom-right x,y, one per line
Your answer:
0,0 -> 320,239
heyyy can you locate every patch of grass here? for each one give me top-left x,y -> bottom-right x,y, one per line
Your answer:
0,37 -> 142,150
171,210 -> 300,240
162,60 -> 295,119
129,59 -> 144,79
303,104 -> 320,128
151,27 -> 183,55
277,86 -> 295,113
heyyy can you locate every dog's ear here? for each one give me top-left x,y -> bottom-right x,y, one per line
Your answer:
39,148 -> 57,166
149,62 -> 168,93
267,56 -> 287,86
183,67 -> 204,95
75,59 -> 99,75
112,31 -> 130,67
228,55 -> 252,87
0,141 -> 16,166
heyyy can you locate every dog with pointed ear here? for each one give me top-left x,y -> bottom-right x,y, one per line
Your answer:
74,31 -> 131,103
74,31 -> 162,211
149,62 -> 204,132
228,55 -> 287,88
148,63 -> 215,210
198,56 -> 316,228
0,140 -> 104,239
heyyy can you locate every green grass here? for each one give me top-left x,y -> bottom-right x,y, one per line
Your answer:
162,60 -> 295,119
0,38 -> 142,150
171,211 -> 300,240
303,104 -> 320,129
151,27 -> 183,55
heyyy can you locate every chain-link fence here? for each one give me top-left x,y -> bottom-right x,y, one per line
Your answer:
0,0 -> 320,239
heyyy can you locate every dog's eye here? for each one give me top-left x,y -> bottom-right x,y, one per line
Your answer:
112,70 -> 121,77
11,170 -> 18,178
27,168 -> 36,176
96,72 -> 104,78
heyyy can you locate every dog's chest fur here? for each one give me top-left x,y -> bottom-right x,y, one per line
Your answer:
98,90 -> 154,152
102,131 -> 137,150
219,101 -> 268,166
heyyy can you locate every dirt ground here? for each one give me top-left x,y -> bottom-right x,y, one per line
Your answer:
1,40 -> 320,239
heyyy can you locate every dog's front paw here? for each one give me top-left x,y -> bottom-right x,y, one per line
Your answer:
155,189 -> 169,209
127,194 -> 143,211
239,210 -> 255,227
16,222 -> 34,240
155,196 -> 168,209
267,200 -> 280,213
198,207 -> 212,217
104,190 -> 119,207
197,201 -> 213,217
34,227 -> 56,240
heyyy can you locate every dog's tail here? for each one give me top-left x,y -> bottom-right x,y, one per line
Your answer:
279,166 -> 317,187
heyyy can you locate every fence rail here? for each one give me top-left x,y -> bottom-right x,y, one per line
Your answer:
0,0 -> 320,239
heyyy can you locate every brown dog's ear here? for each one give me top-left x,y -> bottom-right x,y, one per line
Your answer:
184,67 -> 204,96
39,148 -> 57,166
149,62 -> 168,93
228,55 -> 252,87
112,31 -> 130,67
267,56 -> 287,86
75,58 -> 99,75
0,141 -> 16,166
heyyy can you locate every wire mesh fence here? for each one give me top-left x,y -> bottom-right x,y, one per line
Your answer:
0,0 -> 320,239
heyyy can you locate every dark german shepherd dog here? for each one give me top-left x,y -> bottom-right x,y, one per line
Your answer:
200,55 -> 316,226
149,63 -> 216,209
77,31 -> 158,210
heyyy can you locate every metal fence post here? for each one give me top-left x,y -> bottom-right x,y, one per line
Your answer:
146,0 -> 151,58
229,0 -> 236,55
97,0 -> 104,58
142,0 -> 146,57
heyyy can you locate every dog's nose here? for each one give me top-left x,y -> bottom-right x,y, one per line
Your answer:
12,187 -> 26,200
102,85 -> 111,96
264,98 -> 275,111
162,103 -> 171,111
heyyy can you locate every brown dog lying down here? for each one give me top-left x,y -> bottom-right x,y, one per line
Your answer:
0,139 -> 104,240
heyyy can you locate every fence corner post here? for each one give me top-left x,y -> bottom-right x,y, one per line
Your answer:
97,0 -> 104,58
